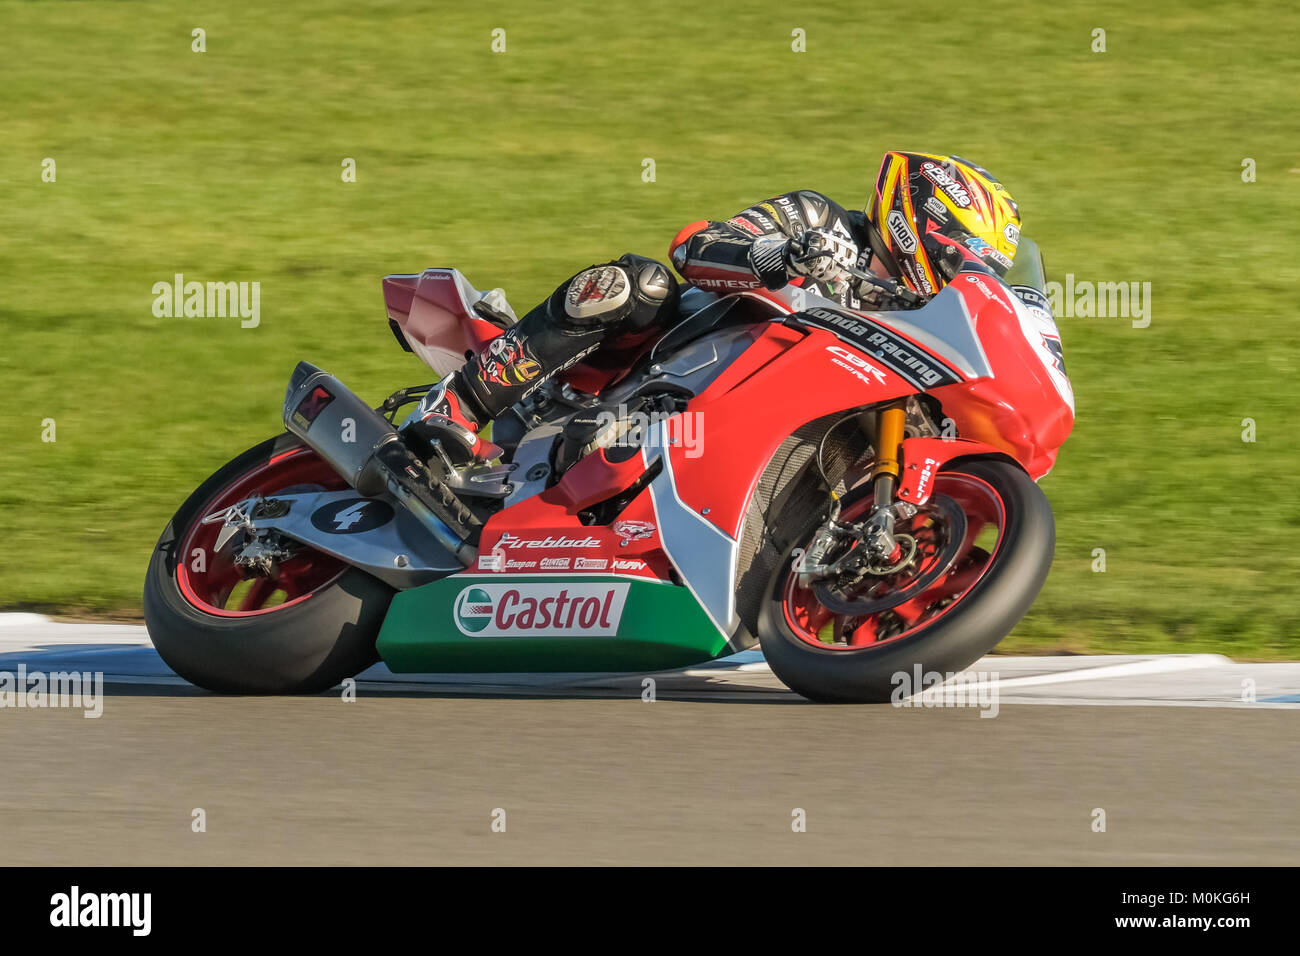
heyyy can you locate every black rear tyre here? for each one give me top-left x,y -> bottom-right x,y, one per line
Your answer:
143,433 -> 393,694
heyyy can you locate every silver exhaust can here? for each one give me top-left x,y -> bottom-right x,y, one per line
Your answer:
282,361 -> 400,497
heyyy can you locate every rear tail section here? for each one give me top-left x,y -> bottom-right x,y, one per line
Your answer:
383,269 -> 517,375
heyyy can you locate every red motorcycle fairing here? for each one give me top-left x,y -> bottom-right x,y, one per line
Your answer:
648,318 -> 925,544
927,273 -> 1075,479
468,298 -> 935,637
650,272 -> 1074,547
473,448 -> 671,580
404,266 -> 1072,640
892,436 -> 1020,507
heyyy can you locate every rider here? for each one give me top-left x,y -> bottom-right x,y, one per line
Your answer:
413,151 -> 1023,463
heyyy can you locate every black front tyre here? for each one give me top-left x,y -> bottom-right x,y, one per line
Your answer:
757,458 -> 1055,703
143,433 -> 394,694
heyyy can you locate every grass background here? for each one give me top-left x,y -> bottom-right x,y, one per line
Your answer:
1,0 -> 1297,655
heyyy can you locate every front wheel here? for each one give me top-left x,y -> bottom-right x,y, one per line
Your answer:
757,458 -> 1055,703
143,433 -> 394,694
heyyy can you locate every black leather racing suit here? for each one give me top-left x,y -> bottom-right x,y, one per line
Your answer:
669,189 -> 875,308
454,189 -> 881,423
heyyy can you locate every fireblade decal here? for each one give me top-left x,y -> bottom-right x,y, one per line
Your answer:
797,307 -> 962,389
494,532 -> 602,549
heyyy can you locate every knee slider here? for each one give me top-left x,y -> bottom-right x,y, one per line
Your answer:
618,254 -> 679,332
557,261 -> 635,329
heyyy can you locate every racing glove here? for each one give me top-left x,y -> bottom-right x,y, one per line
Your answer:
854,274 -> 927,311
748,228 -> 859,289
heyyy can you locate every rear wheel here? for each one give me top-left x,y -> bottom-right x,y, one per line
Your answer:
143,433 -> 394,693
757,458 -> 1054,703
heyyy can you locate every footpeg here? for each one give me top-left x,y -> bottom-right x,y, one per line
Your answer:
444,461 -> 518,499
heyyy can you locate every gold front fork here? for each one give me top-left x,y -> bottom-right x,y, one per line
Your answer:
805,403 -> 911,578
871,404 -> 907,484
862,403 -> 908,558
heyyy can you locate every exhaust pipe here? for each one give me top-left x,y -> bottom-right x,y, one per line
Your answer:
283,362 -> 400,496
282,362 -> 479,564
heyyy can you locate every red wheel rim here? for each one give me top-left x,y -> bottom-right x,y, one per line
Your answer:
782,472 -> 1007,650
176,446 -> 350,617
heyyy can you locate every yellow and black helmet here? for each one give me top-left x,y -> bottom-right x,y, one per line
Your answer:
865,151 -> 1022,295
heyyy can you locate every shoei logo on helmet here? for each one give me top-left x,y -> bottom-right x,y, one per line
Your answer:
919,161 -> 972,208
885,210 -> 918,255
1003,223 -> 1020,246
453,582 -> 630,637
923,197 -> 949,222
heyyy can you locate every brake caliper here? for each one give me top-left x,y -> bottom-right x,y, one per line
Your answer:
232,532 -> 298,578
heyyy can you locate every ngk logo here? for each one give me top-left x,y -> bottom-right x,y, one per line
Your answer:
453,583 -> 630,637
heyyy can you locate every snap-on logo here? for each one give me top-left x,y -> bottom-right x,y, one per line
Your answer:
453,583 -> 630,637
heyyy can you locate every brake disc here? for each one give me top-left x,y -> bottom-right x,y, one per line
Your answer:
811,494 -> 967,617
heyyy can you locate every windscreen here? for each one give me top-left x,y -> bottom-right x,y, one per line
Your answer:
1003,235 -> 1047,294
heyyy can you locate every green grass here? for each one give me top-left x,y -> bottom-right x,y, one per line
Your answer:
2,0 -> 1298,656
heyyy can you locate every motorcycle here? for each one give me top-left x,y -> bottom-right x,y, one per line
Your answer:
143,240 -> 1074,702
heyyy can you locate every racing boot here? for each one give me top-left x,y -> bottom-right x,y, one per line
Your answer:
406,376 -> 503,465
412,256 -> 679,465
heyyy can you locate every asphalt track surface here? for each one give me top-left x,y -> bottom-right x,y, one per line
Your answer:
1,617 -> 1297,866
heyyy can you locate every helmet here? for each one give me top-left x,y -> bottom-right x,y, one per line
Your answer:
865,151 -> 1022,295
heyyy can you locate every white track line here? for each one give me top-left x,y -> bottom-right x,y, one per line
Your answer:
0,613 -> 52,628
0,619 -> 1297,707
949,654 -> 1231,690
